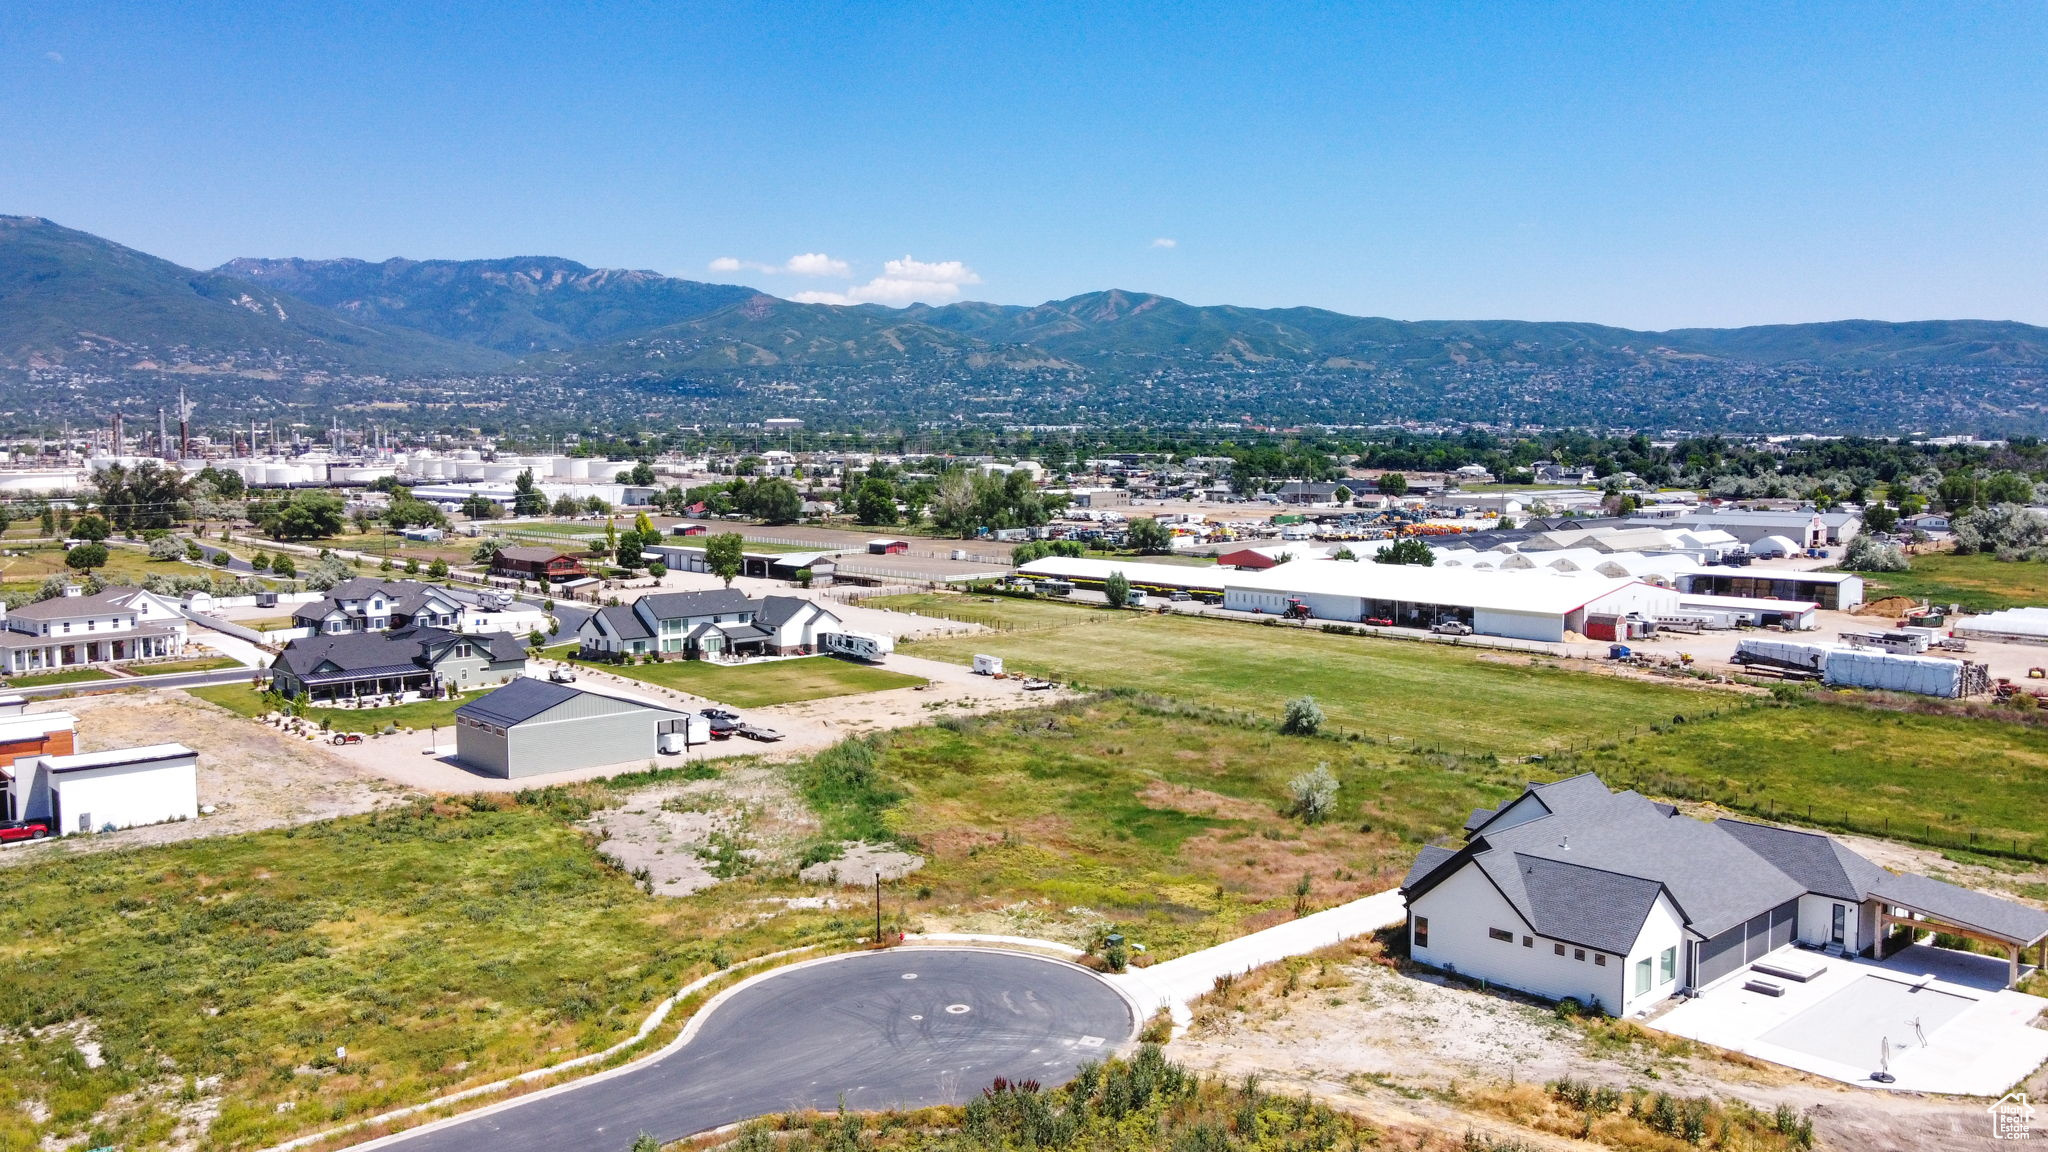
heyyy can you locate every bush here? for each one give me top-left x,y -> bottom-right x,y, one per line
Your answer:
1840,533 -> 1909,572
1286,763 -> 1339,824
1279,694 -> 1323,736
147,535 -> 185,561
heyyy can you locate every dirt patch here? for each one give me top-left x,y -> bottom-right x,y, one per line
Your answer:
1137,780 -> 1270,821
1,691 -> 406,865
799,841 -> 925,885
586,764 -> 818,896
1170,938 -> 2016,1151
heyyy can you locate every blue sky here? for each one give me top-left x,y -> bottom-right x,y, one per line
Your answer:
3,2 -> 2044,327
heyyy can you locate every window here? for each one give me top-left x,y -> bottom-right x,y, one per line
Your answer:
1594,954 -> 1607,966
1659,947 -> 1676,984
1554,942 -> 1566,956
1635,957 -> 1652,996
1489,928 -> 1513,943
1573,948 -> 1586,961
1413,917 -> 1429,948
1522,936 -> 1533,948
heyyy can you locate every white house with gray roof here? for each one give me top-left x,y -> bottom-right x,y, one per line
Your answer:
1403,774 -> 2048,1013
576,591 -> 843,661
0,585 -> 188,676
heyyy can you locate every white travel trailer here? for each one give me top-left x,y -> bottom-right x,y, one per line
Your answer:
821,630 -> 895,662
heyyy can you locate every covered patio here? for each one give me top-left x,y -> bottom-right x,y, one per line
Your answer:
1870,871 -> 2048,988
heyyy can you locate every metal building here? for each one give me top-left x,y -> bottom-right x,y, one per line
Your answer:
454,677 -> 691,779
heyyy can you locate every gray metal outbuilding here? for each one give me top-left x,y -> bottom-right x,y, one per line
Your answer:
454,678 -> 690,779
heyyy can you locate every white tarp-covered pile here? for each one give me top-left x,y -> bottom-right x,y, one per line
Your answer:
1954,607 -> 2048,646
1734,639 -> 1968,696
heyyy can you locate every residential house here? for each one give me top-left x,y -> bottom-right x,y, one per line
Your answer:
0,585 -> 188,676
291,578 -> 463,635
576,591 -> 844,661
269,627 -> 528,702
491,546 -> 588,585
1402,775 -> 2048,1016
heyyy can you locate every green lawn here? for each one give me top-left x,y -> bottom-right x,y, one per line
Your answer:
590,655 -> 926,707
1,667 -> 117,688
873,593 -> 1718,757
188,684 -> 472,733
129,656 -> 246,677
1861,551 -> 2048,612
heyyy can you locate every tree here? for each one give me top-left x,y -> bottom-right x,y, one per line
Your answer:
387,498 -> 448,530
460,494 -> 502,521
1373,537 -> 1435,566
853,478 -> 899,526
1333,485 -> 1353,504
1280,695 -> 1324,736
1331,545 -> 1357,561
185,541 -> 203,561
1103,568 -> 1132,608
1984,471 -> 2036,506
1125,517 -> 1174,554
213,548 -> 234,567
1954,504 -> 2048,560
40,508 -> 56,536
1287,763 -> 1340,824
751,478 -> 803,525
271,555 -> 297,578
65,542 -> 109,573
647,561 -> 668,579
473,539 -> 504,566
929,471 -> 978,537
1840,534 -> 1910,572
706,532 -> 745,587
1377,472 -> 1408,497
148,535 -> 184,560
552,493 -> 582,517
512,469 -> 547,517
1498,516 -> 1518,530
71,514 -> 111,542
404,557 -> 420,575
253,491 -> 347,541
305,553 -> 356,590
249,551 -> 270,572
1861,502 -> 1899,534
1935,471 -> 1980,514
427,557 -> 449,578
583,495 -> 612,516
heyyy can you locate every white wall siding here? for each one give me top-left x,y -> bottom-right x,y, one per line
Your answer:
1473,608 -> 1566,643
1618,894 -> 1687,1015
1409,864 -> 1625,1009
1797,893 -> 1857,952
43,756 -> 199,833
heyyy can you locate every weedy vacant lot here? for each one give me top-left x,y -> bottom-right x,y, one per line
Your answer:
0,794 -> 869,1152
1863,551 -> 2048,613
876,594 -> 1720,756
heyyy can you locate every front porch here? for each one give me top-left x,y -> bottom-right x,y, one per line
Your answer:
299,670 -> 438,706
0,629 -> 182,674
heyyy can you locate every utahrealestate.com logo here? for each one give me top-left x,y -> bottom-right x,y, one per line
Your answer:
1991,1092 -> 2034,1141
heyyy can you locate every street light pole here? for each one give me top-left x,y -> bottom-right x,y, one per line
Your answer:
874,871 -> 883,944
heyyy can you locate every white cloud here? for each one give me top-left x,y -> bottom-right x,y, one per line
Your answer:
791,255 -> 982,307
783,252 -> 850,278
1151,237 -> 1178,248
44,51 -> 64,63
707,256 -> 745,272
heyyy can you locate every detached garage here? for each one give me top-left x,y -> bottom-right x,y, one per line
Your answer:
8,743 -> 199,835
455,678 -> 691,779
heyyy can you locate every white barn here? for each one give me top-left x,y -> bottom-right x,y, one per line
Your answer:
1220,561 -> 1679,643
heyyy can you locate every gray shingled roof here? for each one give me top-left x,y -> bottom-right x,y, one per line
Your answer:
591,603 -> 653,640
1873,872 -> 2048,945
1514,855 -> 1668,955
635,588 -> 755,621
753,596 -> 811,629
1402,844 -> 1458,888
1714,819 -> 1891,903
5,586 -> 143,620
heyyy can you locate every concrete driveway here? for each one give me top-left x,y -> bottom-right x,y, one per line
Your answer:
354,948 -> 1133,1152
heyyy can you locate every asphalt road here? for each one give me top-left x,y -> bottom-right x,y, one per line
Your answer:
372,949 -> 1134,1152
5,666 -> 254,699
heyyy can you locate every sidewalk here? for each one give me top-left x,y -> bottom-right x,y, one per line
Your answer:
1111,889 -> 1407,1029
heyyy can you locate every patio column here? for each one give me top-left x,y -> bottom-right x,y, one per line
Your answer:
2011,945 -> 2021,989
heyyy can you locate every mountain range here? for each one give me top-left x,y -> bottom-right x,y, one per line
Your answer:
6,214 -> 2048,432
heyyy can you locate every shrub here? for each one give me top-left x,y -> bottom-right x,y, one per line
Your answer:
1279,694 -> 1323,736
1286,763 -> 1339,824
1840,533 -> 1909,572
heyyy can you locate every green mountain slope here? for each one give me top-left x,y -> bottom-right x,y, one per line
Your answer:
0,216 -> 504,373
216,255 -> 758,355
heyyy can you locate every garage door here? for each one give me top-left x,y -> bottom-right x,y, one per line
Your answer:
1695,900 -> 1799,988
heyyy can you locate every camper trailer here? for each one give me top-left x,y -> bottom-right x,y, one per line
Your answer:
821,630 -> 894,663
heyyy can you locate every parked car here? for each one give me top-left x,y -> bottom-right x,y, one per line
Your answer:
0,819 -> 52,843
1168,590 -> 1192,602
547,667 -> 577,683
706,716 -> 739,739
700,707 -> 741,721
1431,620 -> 1473,636
738,724 -> 784,742
1365,617 -> 1395,627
